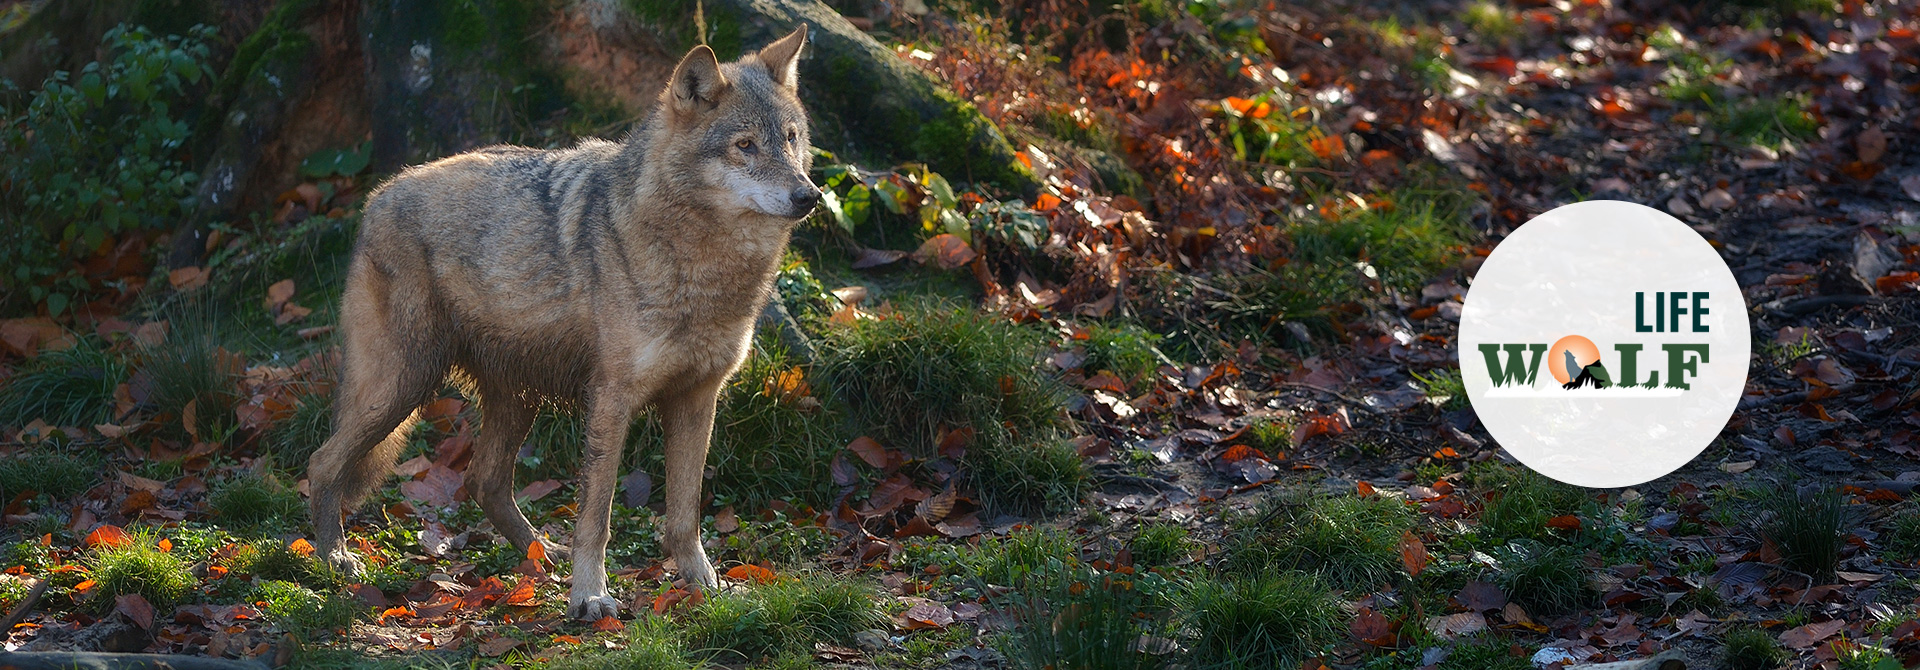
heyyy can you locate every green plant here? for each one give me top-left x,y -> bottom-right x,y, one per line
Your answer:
968,438 -> 1088,516
607,503 -> 665,568
1082,322 -> 1165,387
963,528 -> 1079,588
997,568 -> 1171,670
713,507 -> 836,566
0,337 -> 127,428
0,24 -> 213,313
547,617 -> 697,670
1720,626 -> 1787,670
209,471 -> 305,529
1757,480 -> 1846,578
140,315 -> 243,441
1223,492 -> 1413,589
230,539 -> 337,588
268,388 -> 333,472
1438,635 -> 1531,670
1461,2 -> 1520,44
1491,540 -> 1592,615
1835,641 -> 1899,670
1888,504 -> 1920,562
1714,95 -> 1817,149
87,529 -> 196,611
1130,523 -> 1192,568
0,449 -> 102,500
684,573 -> 886,664
1469,464 -> 1589,545
253,579 -> 360,636
1413,367 -> 1466,410
1180,572 -> 1343,668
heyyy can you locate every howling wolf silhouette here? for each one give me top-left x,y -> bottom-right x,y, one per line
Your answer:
1561,350 -> 1611,389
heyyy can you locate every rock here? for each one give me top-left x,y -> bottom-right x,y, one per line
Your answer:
1794,445 -> 1854,473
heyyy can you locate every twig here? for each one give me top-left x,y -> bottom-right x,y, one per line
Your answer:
1275,382 -> 1386,417
0,577 -> 47,632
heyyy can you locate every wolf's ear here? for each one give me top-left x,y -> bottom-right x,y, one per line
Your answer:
756,25 -> 807,90
667,44 -> 729,112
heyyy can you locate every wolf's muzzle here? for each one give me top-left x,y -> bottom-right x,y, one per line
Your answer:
789,185 -> 822,218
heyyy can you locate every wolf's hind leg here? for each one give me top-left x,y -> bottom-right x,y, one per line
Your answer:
307,330 -> 443,576
468,387 -> 566,560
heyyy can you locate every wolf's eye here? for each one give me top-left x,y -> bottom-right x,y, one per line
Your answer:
786,129 -> 797,143
736,139 -> 755,152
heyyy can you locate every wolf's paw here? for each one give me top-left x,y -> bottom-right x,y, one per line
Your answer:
321,549 -> 365,578
568,593 -> 621,621
679,556 -> 719,591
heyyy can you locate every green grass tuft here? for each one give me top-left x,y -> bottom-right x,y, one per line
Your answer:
1180,572 -> 1344,668
968,439 -> 1088,516
963,528 -> 1079,588
209,471 -> 305,530
1491,540 -> 1592,615
1721,625 -> 1788,670
0,448 -> 101,500
1888,504 -> 1920,562
1468,464 -> 1589,545
1715,95 -> 1817,149
1130,523 -> 1192,568
548,617 -> 696,670
88,529 -> 197,611
253,579 -> 361,636
231,539 -> 338,589
0,337 -> 126,429
684,573 -> 887,664
1757,480 -> 1846,578
268,388 -> 333,473
996,567 -> 1171,670
140,316 -> 244,441
1081,322 -> 1165,387
1223,491 -> 1413,589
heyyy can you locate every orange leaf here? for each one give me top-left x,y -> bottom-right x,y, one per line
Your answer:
651,588 -> 694,615
156,538 -> 172,553
1545,515 -> 1581,531
85,525 -> 132,549
1398,532 -> 1428,577
288,538 -> 315,556
591,616 -> 624,632
500,578 -> 539,607
379,606 -> 415,622
1430,446 -> 1460,460
1356,481 -> 1377,498
74,579 -> 96,592
1224,96 -> 1256,115
553,635 -> 583,644
1033,193 -> 1062,212
1219,445 -> 1265,463
526,541 -> 547,564
725,564 -> 777,584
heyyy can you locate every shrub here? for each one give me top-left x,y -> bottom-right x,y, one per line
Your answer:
1180,572 -> 1343,668
1721,626 -> 1787,670
87,530 -> 196,611
1223,492 -> 1413,589
684,573 -> 886,664
0,337 -> 126,429
1757,480 -> 1846,578
1491,540 -> 1592,615
253,579 -> 360,636
0,24 -> 212,313
209,472 -> 304,530
0,449 -> 102,500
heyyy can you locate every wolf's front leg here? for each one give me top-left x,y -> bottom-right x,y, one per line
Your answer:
567,389 -> 636,621
660,377 -> 725,591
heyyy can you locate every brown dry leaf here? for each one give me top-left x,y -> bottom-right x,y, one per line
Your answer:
714,507 -> 740,534
913,234 -> 977,270
169,267 -> 210,291
115,593 -> 155,630
479,636 -> 524,657
1455,580 -> 1507,612
1777,619 -> 1846,648
902,602 -> 955,630
831,286 -> 869,306
1426,612 -> 1487,640
1857,126 -> 1887,164
274,303 -> 313,326
265,279 -> 296,310
0,317 -> 72,358
848,436 -> 892,469
1350,607 -> 1394,646
916,485 -> 957,522
499,578 -> 539,607
1398,532 -> 1428,577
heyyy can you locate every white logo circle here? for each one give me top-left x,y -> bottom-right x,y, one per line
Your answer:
1458,200 -> 1749,488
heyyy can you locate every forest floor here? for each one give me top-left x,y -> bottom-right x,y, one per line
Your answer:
2,0 -> 1919,669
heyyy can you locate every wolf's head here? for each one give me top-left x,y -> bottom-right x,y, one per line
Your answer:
658,27 -> 820,221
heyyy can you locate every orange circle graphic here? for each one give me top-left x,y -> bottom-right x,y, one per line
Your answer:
1545,335 -> 1601,385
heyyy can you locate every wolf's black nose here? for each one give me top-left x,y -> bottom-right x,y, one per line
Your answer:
790,186 -> 822,214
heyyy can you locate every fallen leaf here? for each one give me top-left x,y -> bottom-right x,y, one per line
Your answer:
848,436 -> 893,470
517,479 -> 564,503
1857,126 -> 1887,164
725,564 -> 777,584
499,578 -> 539,607
168,267 -> 209,291
591,616 -> 623,632
1455,580 -> 1507,612
85,525 -> 132,549
479,635 -> 524,657
913,234 -> 977,270
1427,612 -> 1487,640
288,538 -> 315,556
1778,619 -> 1846,648
903,602 -> 955,630
115,593 -> 155,629
1351,607 -> 1395,646
1399,531 -> 1428,577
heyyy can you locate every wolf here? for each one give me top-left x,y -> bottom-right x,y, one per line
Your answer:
305,26 -> 820,621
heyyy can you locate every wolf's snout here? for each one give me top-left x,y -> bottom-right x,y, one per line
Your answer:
789,185 -> 822,216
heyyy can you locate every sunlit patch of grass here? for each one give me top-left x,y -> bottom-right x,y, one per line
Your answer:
1491,540 -> 1592,615
1413,367 -> 1466,411
1721,625 -> 1788,670
1223,491 -> 1413,589
547,617 -> 696,670
1757,480 -> 1846,578
1888,503 -> 1920,562
1130,522 -> 1192,568
1212,178 -> 1474,343
1715,95 -> 1817,149
1467,464 -> 1589,545
712,506 -> 836,566
230,539 -> 338,589
253,579 -> 361,637
962,527 -> 1079,588
0,448 -> 101,500
1835,641 -> 1897,670
1081,321 -> 1165,387
818,301 -> 1080,514
0,336 -> 126,429
87,529 -> 196,611
209,471 -> 305,530
1461,2 -> 1520,45
684,573 -> 887,665
1179,572 -> 1343,668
